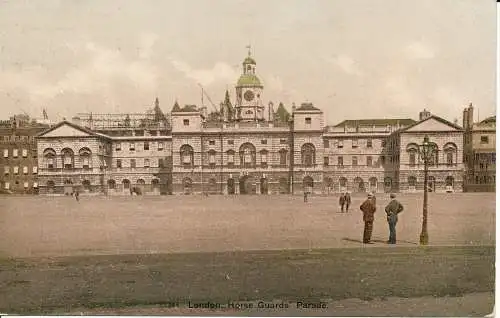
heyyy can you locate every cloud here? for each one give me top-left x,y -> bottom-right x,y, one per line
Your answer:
405,41 -> 435,60
327,55 -> 364,76
170,58 -> 239,86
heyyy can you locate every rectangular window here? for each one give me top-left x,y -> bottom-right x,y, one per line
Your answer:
323,140 -> 329,148
305,117 -> 311,125
261,139 -> 267,145
144,142 -> 149,150
32,166 -> 37,174
279,151 -> 287,166
352,139 -> 358,148
13,149 -> 18,157
209,153 -> 216,164
115,143 -> 121,151
480,136 -> 489,144
22,149 -> 27,157
3,149 -> 7,158
209,140 -> 215,145
4,166 -> 9,175
227,153 -> 234,163
24,181 -> 28,188
380,155 -> 386,165
129,143 -> 135,151
337,140 -> 343,148
23,166 -> 28,174
280,138 -> 287,144
323,156 -> 329,166
158,142 -> 164,150
130,159 -> 136,168
13,166 -> 19,174
183,119 -> 189,126
367,156 -> 372,167
144,158 -> 150,167
366,139 -> 372,148
352,156 -> 358,166
159,158 -> 164,168
228,140 -> 234,145
338,156 -> 344,167
47,158 -> 54,169
82,157 -> 90,169
116,159 -> 122,168
261,153 -> 267,163
4,182 -> 9,190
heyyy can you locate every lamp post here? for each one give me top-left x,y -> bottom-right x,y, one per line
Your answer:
418,135 -> 438,245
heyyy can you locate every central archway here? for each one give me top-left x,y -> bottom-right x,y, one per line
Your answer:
239,175 -> 256,194
227,178 -> 235,194
260,177 -> 268,194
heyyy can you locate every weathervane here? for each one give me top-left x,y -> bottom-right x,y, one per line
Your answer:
246,44 -> 251,57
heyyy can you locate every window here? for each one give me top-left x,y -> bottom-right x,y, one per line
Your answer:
279,149 -> 287,166
144,158 -> 150,167
301,144 -> 315,167
366,156 -> 372,167
144,142 -> 149,150
228,140 -> 234,145
280,139 -> 287,144
446,152 -> 453,166
352,156 -> 358,166
115,143 -> 121,151
22,149 -> 27,157
323,156 -> 329,166
337,140 -> 343,148
409,152 -> 416,166
4,182 -> 9,190
158,142 -> 164,150
129,143 -> 135,151
209,140 -> 215,145
24,181 -> 28,188
324,140 -> 329,148
4,166 -> 8,175
13,166 -> 18,174
261,139 -> 267,145
183,119 -> 190,126
23,166 -> 28,174
13,149 -> 18,157
338,156 -> 344,167
352,139 -> 358,148
481,136 -> 489,144
116,159 -> 122,168
181,145 -> 194,166
130,159 -> 136,168
159,158 -> 164,168
227,152 -> 235,164
47,157 -> 54,169
3,149 -> 7,158
209,151 -> 216,164
32,166 -> 37,174
380,156 -> 385,165
82,156 -> 90,169
366,139 -> 372,148
305,117 -> 311,125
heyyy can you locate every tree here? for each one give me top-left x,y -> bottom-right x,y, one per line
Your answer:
275,102 -> 290,122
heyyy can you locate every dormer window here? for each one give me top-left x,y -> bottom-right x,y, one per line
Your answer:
305,117 -> 312,125
183,119 -> 189,126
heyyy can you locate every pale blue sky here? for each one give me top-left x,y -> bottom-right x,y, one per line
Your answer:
0,0 -> 496,124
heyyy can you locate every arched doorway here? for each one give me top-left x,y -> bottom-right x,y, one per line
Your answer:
227,178 -> 235,194
135,179 -> 145,195
64,179 -> 73,195
324,177 -> 334,194
353,177 -> 365,193
279,177 -> 289,194
384,177 -> 392,193
208,178 -> 218,194
239,175 -> 256,194
122,179 -> 131,193
183,178 -> 193,194
303,176 -> 313,194
260,177 -> 268,194
152,179 -> 160,193
339,177 -> 347,192
108,179 -> 116,191
47,180 -> 55,194
428,176 -> 436,192
82,180 -> 91,193
445,176 -> 454,191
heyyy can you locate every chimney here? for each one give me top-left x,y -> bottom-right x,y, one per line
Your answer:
463,107 -> 469,129
292,102 -> 296,112
467,102 -> 474,127
419,108 -> 431,121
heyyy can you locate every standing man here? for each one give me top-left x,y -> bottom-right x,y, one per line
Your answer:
339,192 -> 346,212
360,193 -> 376,244
345,192 -> 352,213
384,193 -> 404,244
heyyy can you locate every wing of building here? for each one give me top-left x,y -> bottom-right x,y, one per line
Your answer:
9,52 -> 493,196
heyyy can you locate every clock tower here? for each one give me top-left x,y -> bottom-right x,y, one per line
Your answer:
235,47 -> 264,121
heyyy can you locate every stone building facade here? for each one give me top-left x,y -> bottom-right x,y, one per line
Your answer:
33,52 -> 468,195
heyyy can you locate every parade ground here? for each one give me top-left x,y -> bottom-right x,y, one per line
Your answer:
0,193 -> 495,315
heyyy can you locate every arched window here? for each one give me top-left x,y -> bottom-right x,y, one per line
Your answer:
208,150 -> 216,166
122,179 -> 130,189
180,145 -> 194,167
353,177 -> 365,193
79,147 -> 92,169
226,150 -> 235,166
82,180 -> 91,192
108,179 -> 116,189
239,143 -> 256,168
408,176 -> 417,188
339,177 -> 347,187
152,178 -> 160,192
384,177 -> 392,192
369,177 -> 377,191
301,143 -> 315,167
406,143 -> 419,167
444,143 -> 457,166
43,148 -> 56,169
445,176 -> 454,187
279,149 -> 288,166
61,148 -> 74,169
260,149 -> 268,167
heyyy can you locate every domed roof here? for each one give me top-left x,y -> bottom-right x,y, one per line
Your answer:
237,74 -> 262,87
243,56 -> 256,65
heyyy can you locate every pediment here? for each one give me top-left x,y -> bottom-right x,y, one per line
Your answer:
404,117 -> 462,132
40,123 -> 94,137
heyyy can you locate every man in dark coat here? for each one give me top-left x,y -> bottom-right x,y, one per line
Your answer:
339,192 -> 346,212
345,192 -> 351,212
384,193 -> 404,244
360,193 -> 376,244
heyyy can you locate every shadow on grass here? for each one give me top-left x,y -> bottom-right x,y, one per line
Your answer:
341,237 -> 418,245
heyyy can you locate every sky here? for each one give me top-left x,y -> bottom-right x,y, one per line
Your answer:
0,0 -> 496,125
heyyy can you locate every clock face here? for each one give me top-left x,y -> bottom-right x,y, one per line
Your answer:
244,90 -> 255,101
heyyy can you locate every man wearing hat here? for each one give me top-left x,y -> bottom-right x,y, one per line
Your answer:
384,193 -> 404,244
359,193 -> 377,244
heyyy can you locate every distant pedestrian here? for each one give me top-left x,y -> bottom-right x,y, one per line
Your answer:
384,193 -> 404,244
345,192 -> 351,212
360,193 -> 376,244
75,190 -> 80,202
303,189 -> 308,202
339,192 -> 346,212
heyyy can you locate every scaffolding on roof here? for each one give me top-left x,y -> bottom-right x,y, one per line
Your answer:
74,112 -> 171,130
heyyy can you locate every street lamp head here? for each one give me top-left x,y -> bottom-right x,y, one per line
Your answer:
423,135 -> 429,145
